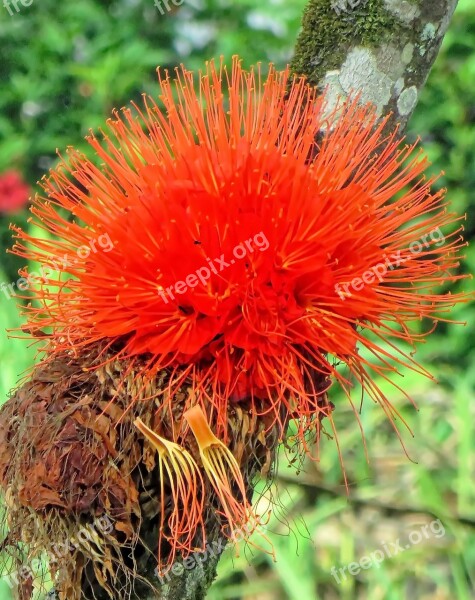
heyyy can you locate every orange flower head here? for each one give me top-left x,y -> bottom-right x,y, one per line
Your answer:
12,57 -> 469,452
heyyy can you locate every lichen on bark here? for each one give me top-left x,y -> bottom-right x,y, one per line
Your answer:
291,0 -> 459,131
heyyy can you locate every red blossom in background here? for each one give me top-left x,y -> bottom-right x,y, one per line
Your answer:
0,170 -> 30,214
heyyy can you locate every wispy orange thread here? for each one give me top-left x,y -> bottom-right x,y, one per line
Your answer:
134,418 -> 205,571
184,405 -> 256,534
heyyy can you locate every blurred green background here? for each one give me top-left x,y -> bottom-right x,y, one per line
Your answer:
0,1 -> 474,599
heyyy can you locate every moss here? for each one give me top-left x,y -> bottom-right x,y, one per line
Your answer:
291,0 -> 404,86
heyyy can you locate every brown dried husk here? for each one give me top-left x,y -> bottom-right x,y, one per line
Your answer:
0,344 -> 297,600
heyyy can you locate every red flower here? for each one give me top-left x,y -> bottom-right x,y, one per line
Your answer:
0,170 -> 30,214
12,58 -> 469,450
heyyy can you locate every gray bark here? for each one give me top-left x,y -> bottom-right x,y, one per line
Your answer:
291,0 -> 458,133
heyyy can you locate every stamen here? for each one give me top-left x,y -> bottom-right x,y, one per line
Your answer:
184,405 -> 255,536
134,418 -> 205,571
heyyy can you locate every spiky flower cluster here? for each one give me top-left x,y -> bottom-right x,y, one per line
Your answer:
9,57 -> 469,572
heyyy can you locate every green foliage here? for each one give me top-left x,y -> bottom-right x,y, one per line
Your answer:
407,0 -> 475,368
0,0 -> 474,599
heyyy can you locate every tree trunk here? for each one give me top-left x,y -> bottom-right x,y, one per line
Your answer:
291,0 -> 459,132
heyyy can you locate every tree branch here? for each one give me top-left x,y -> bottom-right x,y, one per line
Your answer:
291,0 -> 459,133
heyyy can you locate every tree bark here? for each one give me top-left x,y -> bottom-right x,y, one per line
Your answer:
51,1 -> 458,599
291,0 -> 459,133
